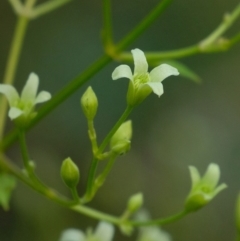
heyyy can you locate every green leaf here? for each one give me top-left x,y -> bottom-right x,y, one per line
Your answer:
0,173 -> 16,211
150,60 -> 201,84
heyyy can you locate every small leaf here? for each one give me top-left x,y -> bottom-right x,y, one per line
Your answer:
150,60 -> 201,84
0,173 -> 16,211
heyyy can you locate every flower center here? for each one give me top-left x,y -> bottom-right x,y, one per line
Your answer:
201,186 -> 212,193
133,73 -> 150,89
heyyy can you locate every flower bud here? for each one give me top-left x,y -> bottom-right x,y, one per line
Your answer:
111,140 -> 131,155
61,157 -> 80,189
110,120 -> 132,147
127,192 -> 143,213
81,86 -> 98,120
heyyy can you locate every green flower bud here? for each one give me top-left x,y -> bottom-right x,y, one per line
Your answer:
111,140 -> 131,155
110,120 -> 132,147
81,86 -> 98,120
127,192 -> 143,213
61,157 -> 80,189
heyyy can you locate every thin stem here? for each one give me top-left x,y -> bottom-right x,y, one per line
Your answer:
32,0 -> 73,19
102,0 -> 113,46
99,106 -> 133,152
92,154 -> 117,195
130,210 -> 189,226
84,106 -> 133,201
0,155 -> 72,206
200,3 -> 240,48
116,0 -> 173,51
71,187 -> 80,203
25,0 -> 37,9
88,120 -> 98,155
18,129 -> 32,173
0,16 -> 29,140
119,45 -> 199,63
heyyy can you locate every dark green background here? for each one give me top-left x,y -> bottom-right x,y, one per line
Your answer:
1,0 -> 240,240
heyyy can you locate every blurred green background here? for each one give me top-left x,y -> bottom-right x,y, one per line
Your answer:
1,0 -> 240,240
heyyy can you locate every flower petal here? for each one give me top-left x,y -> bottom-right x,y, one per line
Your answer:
150,64 -> 179,83
59,229 -> 86,241
189,166 -> 201,190
212,183 -> 227,198
0,84 -> 19,106
146,82 -> 164,97
35,91 -> 51,104
94,222 -> 115,241
21,72 -> 39,103
8,107 -> 23,120
131,49 -> 148,75
201,163 -> 220,189
112,65 -> 133,80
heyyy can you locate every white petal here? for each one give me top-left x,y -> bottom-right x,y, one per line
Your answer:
21,72 -> 39,103
202,163 -> 220,189
8,107 -> 23,120
59,229 -> 86,241
112,65 -> 133,80
146,82 -> 164,97
0,84 -> 19,106
189,166 -> 201,189
94,222 -> 115,241
35,91 -> 51,104
212,183 -> 227,197
131,49 -> 148,75
150,64 -> 179,83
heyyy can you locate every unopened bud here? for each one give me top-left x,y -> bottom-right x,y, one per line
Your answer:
111,140 -> 131,155
110,120 -> 132,148
81,86 -> 98,120
127,192 -> 143,213
61,157 -> 80,189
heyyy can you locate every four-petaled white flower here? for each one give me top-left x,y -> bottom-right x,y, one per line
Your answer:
0,72 -> 51,122
112,48 -> 179,106
185,163 -> 227,212
59,222 -> 115,241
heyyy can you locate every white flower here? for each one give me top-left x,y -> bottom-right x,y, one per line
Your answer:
185,163 -> 227,211
59,222 -> 115,241
0,72 -> 51,121
112,48 -> 179,106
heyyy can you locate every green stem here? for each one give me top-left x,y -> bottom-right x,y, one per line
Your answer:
92,154 -> 117,195
17,129 -> 32,173
130,210 -> 189,226
88,120 -> 98,155
119,45 -> 199,63
84,106 -> 133,201
99,106 -> 133,152
0,155 -> 72,206
0,16 -> 29,140
71,187 -> 80,203
115,0 -> 173,51
102,0 -> 113,46
25,0 -> 37,9
32,0 -> 73,19
200,3 -> 240,48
